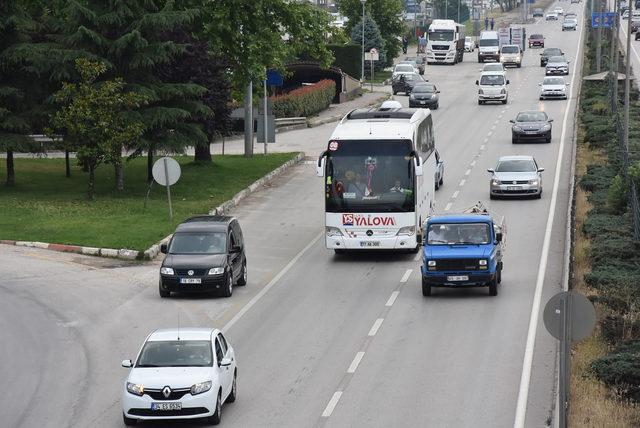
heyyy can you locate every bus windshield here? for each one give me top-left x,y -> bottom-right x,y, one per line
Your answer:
325,139 -> 415,213
429,30 -> 454,41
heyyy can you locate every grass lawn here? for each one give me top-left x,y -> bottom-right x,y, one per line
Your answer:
0,153 -> 298,252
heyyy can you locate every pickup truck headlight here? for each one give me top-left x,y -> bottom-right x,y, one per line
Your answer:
326,226 -> 343,237
190,381 -> 212,395
397,226 -> 415,236
160,267 -> 174,275
427,260 -> 437,267
126,382 -> 144,396
479,259 -> 488,270
208,267 -> 224,275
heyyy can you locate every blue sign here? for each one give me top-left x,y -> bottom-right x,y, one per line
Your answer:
592,12 -> 616,28
266,69 -> 284,86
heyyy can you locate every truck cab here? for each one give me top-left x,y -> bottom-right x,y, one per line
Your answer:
421,203 -> 505,296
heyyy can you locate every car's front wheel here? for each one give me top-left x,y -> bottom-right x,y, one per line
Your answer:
227,371 -> 237,403
123,413 -> 137,426
237,261 -> 247,286
208,390 -> 222,425
221,273 -> 233,297
159,281 -> 170,298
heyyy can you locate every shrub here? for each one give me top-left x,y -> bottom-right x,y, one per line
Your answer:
607,175 -> 628,214
270,79 -> 336,118
592,340 -> 640,402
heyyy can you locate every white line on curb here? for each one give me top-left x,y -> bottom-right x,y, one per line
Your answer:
385,291 -> 400,307
368,318 -> 384,336
347,352 -> 366,374
322,391 -> 343,417
400,269 -> 413,283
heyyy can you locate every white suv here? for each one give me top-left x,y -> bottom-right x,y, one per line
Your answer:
122,328 -> 237,426
476,71 -> 509,104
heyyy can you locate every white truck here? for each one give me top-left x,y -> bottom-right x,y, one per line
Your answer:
426,19 -> 465,64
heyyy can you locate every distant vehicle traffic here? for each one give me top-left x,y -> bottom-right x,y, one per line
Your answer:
500,44 -> 522,67
488,156 -> 544,199
539,76 -> 569,100
392,63 -> 418,78
122,328 -> 237,426
159,216 -> 247,298
426,19 -> 465,64
403,56 -> 426,74
421,202 -> 505,296
392,72 -> 425,95
540,47 -> 564,66
476,71 -> 509,105
553,6 -> 564,15
562,18 -> 578,31
477,30 -> 500,63
510,110 -> 553,143
533,8 -> 544,17
481,62 -> 507,75
434,149 -> 445,190
528,34 -> 545,48
409,83 -> 440,109
546,55 -> 570,75
545,12 -> 559,20
464,36 -> 476,52
317,106 -> 437,253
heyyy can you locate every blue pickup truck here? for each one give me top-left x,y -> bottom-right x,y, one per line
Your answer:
421,203 -> 505,296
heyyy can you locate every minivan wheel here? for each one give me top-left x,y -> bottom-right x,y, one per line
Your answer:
222,273 -> 233,297
236,262 -> 247,286
123,413 -> 137,426
159,281 -> 170,298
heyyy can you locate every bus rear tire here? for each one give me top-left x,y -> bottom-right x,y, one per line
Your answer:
422,277 -> 432,296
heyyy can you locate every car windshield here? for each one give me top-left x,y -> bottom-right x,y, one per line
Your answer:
544,77 -> 565,85
530,34 -> 543,39
548,56 -> 566,63
483,64 -> 503,71
479,38 -> 499,47
495,159 -> 537,172
168,232 -> 226,254
516,112 -> 547,122
395,65 -> 413,73
136,340 -> 213,367
427,223 -> 491,245
501,46 -> 519,53
400,61 -> 417,66
544,49 -> 562,56
480,75 -> 505,85
412,84 -> 435,93
429,30 -> 454,41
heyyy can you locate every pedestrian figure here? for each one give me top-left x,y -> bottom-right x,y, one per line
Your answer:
484,16 -> 489,30
402,35 -> 408,54
490,17 -> 495,30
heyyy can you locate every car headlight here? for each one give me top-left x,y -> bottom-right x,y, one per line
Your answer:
500,56 -> 505,61
529,179 -> 539,185
409,94 -> 415,99
397,226 -> 415,236
478,89 -> 484,95
541,124 -> 551,131
326,226 -> 343,237
127,382 -> 144,396
208,267 -> 224,275
190,380 -> 212,395
512,126 -> 523,132
160,267 -> 174,275
491,178 -> 500,186
500,88 -> 506,94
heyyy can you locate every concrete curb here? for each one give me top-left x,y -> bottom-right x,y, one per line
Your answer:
1,153 -> 304,262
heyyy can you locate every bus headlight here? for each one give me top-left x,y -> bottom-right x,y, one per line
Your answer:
396,226 -> 415,236
326,226 -> 343,237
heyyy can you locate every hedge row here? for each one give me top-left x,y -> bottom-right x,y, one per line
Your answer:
578,28 -> 640,402
270,79 -> 336,118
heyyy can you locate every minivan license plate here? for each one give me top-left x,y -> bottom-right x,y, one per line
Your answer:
447,275 -> 469,281
180,278 -> 201,284
360,241 -> 380,247
151,402 -> 182,411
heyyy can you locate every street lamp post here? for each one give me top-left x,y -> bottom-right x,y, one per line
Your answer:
361,0 -> 366,83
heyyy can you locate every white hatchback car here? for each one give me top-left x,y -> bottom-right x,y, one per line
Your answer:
122,328 -> 237,426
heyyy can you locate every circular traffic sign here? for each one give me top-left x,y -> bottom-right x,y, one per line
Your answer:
370,48 -> 378,54
152,157 -> 181,187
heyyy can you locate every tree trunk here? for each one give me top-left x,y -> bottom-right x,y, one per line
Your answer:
88,163 -> 95,201
147,145 -> 154,183
65,150 -> 71,178
194,140 -> 213,162
115,162 -> 124,191
82,158 -> 89,172
6,150 -> 15,187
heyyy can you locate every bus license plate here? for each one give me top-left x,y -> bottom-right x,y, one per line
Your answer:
151,402 -> 182,411
447,275 -> 468,282
360,241 -> 380,247
180,278 -> 201,284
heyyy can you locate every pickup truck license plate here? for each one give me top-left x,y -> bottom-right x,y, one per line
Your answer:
180,278 -> 201,284
360,241 -> 380,247
447,275 -> 469,281
151,402 -> 182,411
507,186 -> 521,191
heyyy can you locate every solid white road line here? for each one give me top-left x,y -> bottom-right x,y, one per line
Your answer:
368,318 -> 384,336
513,14 -> 585,428
452,190 -> 460,199
322,391 -> 343,417
385,291 -> 400,307
347,352 -> 366,374
400,269 -> 413,283
224,231 -> 324,332
444,202 -> 453,211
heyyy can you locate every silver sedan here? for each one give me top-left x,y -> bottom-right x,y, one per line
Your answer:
487,155 -> 545,199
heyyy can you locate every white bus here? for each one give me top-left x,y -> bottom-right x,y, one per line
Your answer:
316,106 -> 437,253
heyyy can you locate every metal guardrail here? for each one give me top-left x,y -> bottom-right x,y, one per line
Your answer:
274,117 -> 307,127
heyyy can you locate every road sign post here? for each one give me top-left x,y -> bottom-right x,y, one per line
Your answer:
152,157 -> 181,221
365,48 -> 379,92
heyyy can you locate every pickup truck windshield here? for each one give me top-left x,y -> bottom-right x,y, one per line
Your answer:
427,223 -> 491,245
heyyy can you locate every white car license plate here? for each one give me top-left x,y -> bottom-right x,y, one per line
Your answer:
180,278 -> 201,284
507,186 -> 521,191
151,402 -> 182,411
526,131 -> 538,134
360,241 -> 380,247
420,101 -> 426,104
447,275 -> 469,282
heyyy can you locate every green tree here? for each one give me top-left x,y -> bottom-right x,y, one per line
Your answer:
57,0 -> 209,184
338,0 -> 404,67
50,59 -> 146,200
432,0 -> 470,22
350,14 -> 387,73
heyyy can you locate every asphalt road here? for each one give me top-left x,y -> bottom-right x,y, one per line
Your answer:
0,2 -> 584,427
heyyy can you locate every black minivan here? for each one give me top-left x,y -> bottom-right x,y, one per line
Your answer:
159,216 -> 247,298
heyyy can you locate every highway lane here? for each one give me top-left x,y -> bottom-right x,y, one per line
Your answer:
0,3 -> 584,426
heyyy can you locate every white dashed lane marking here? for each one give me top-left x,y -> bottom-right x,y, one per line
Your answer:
452,190 -> 460,199
444,202 -> 453,211
322,391 -> 343,417
459,179 -> 466,187
368,318 -> 384,336
400,269 -> 413,283
347,352 -> 365,374
385,291 -> 400,307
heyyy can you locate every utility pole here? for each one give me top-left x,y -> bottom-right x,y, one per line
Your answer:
361,0 -> 366,83
624,0 -> 632,156
614,0 -> 621,100
596,0 -> 602,72
244,81 -> 253,158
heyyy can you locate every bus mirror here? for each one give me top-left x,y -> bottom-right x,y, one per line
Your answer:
413,157 -> 423,176
316,151 -> 327,177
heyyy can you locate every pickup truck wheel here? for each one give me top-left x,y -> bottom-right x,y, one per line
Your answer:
497,268 -> 502,284
489,279 -> 498,296
422,277 -> 432,296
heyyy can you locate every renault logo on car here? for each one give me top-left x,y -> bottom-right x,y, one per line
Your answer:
187,270 -> 194,276
162,386 -> 171,398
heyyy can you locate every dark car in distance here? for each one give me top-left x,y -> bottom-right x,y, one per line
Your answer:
403,56 -> 426,74
533,8 -> 544,17
392,72 -> 425,95
159,215 -> 247,298
510,110 -> 553,144
540,47 -> 564,66
528,34 -> 545,48
409,83 -> 440,109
